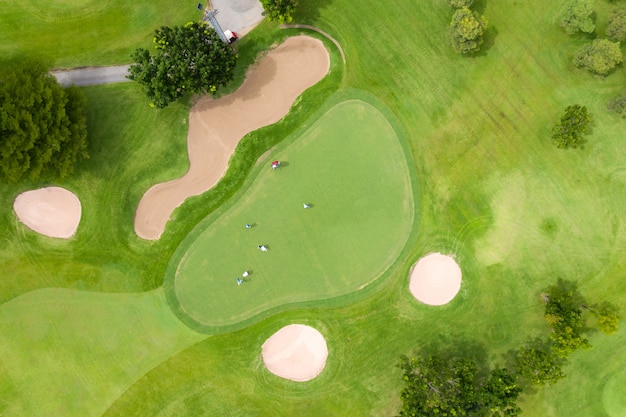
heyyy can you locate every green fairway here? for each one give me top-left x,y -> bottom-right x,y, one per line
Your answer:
0,0 -> 199,67
169,98 -> 415,331
0,288 -> 205,417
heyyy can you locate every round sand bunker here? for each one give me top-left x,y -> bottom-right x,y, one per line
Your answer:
261,324 -> 328,382
13,187 -> 81,239
409,253 -> 462,306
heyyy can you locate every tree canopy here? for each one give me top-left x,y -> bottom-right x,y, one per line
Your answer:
0,61 -> 88,183
260,0 -> 298,22
560,0 -> 595,35
551,105 -> 591,149
606,8 -> 626,42
128,22 -> 238,108
397,355 -> 522,417
573,38 -> 623,76
448,6 -> 489,54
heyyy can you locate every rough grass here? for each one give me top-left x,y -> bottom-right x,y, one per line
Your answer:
2,0 -> 626,416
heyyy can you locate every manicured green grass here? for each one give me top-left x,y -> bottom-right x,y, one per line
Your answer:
0,0 -> 199,67
0,288 -> 205,417
168,98 -> 414,331
3,0 -> 626,416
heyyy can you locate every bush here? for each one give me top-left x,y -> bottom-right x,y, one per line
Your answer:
573,38 -> 623,75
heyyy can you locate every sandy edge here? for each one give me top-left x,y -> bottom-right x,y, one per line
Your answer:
13,187 -> 82,239
409,252 -> 462,306
134,36 -> 331,240
261,324 -> 328,382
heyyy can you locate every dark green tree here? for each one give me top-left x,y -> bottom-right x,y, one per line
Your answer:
606,8 -> 626,42
481,368 -> 522,417
397,355 -> 479,417
0,61 -> 88,183
260,0 -> 297,22
544,278 -> 591,357
448,6 -> 489,54
515,338 -> 566,385
560,0 -> 595,35
448,0 -> 474,8
574,38 -> 623,76
551,105 -> 591,149
128,22 -> 237,108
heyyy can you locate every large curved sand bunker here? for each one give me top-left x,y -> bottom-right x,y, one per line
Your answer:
134,36 -> 330,240
13,187 -> 81,238
409,253 -> 462,306
262,324 -> 328,382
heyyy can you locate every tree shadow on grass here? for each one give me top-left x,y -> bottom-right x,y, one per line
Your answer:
294,0 -> 335,23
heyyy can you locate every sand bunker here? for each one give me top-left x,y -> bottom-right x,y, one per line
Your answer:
13,187 -> 81,238
261,324 -> 328,382
134,36 -> 330,240
409,253 -> 462,306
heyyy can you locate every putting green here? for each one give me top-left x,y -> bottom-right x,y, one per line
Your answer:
169,99 -> 415,331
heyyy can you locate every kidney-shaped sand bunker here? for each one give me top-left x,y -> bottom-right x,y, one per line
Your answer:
13,187 -> 82,239
409,253 -> 462,305
262,324 -> 328,382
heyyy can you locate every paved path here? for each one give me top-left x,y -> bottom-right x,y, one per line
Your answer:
51,0 -> 263,87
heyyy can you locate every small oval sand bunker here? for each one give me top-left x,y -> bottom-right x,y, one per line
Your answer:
135,36 -> 330,240
409,253 -> 462,305
262,324 -> 328,382
13,187 -> 81,238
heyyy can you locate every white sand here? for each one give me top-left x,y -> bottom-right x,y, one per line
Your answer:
261,324 -> 328,382
13,187 -> 81,239
409,253 -> 462,306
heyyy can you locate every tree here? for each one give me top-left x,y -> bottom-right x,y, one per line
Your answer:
543,278 -> 591,356
574,38 -> 623,76
448,0 -> 474,8
551,105 -> 591,149
128,22 -> 237,108
260,0 -> 297,22
481,368 -> 522,417
606,8 -> 626,42
589,302 -> 620,334
448,6 -> 489,54
607,91 -> 626,117
515,338 -> 566,385
0,61 -> 88,183
397,355 -> 479,417
560,0 -> 595,35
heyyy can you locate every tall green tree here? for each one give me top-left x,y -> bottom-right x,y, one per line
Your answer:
560,0 -> 595,35
481,368 -> 522,417
260,0 -> 297,22
448,6 -> 489,54
606,8 -> 626,42
128,22 -> 237,108
0,61 -> 88,183
551,105 -> 591,149
574,38 -> 623,76
515,338 -> 566,385
397,355 -> 479,417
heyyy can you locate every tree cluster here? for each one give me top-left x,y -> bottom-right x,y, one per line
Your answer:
397,279 -> 620,414
448,6 -> 489,54
0,61 -> 88,183
398,355 -> 521,417
560,0 -> 595,35
260,0 -> 298,23
551,104 -> 591,149
128,22 -> 237,108
573,38 -> 623,76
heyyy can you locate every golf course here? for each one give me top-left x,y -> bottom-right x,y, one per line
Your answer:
1,0 -> 625,416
